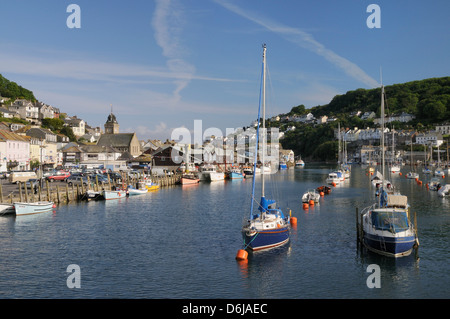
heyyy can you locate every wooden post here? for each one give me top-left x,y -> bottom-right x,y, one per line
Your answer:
56,185 -> 60,203
19,182 -> 23,202
23,182 -> 29,203
95,175 -> 99,192
31,183 -> 35,203
46,180 -> 51,201
0,184 -> 3,203
38,185 -> 42,201
107,173 -> 111,191
66,183 -> 70,202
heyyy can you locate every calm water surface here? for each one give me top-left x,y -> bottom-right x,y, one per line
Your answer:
0,164 -> 449,298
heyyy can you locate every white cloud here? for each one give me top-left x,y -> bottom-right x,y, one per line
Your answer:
152,0 -> 196,103
214,0 -> 380,88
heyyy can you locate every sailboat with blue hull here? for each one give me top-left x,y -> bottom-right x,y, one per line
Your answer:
360,83 -> 419,258
241,44 -> 290,252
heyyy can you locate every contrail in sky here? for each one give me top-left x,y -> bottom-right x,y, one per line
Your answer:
214,0 -> 380,88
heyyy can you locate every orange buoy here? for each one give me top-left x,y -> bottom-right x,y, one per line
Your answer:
332,182 -> 336,187
320,191 -> 324,196
415,178 -> 418,182
309,200 -> 315,206
426,183 -> 429,189
399,172 -> 402,176
443,175 -> 446,179
302,203 -> 309,209
235,249 -> 248,261
290,217 -> 297,226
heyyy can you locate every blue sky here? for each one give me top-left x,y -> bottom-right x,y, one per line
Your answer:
0,0 -> 448,141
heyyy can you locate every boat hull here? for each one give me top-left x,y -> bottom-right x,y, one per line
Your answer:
128,189 -> 148,196
14,201 -> 54,216
181,177 -> 200,185
0,204 -> 15,215
229,172 -> 244,179
242,227 -> 290,251
103,190 -> 127,200
363,232 -> 416,257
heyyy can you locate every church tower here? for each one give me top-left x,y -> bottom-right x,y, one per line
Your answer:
104,105 -> 119,134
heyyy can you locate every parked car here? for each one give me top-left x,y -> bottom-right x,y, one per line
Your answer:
65,176 -> 89,186
103,172 -> 122,182
9,171 -> 37,183
25,178 -> 42,189
47,171 -> 71,182
88,174 -> 109,185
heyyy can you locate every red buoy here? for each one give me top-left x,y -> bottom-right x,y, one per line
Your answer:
235,249 -> 248,261
290,217 -> 298,226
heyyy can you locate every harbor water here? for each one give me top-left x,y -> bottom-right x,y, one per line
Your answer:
0,164 -> 449,299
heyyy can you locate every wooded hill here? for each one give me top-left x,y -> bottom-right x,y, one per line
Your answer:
0,74 -> 36,102
275,76 -> 450,162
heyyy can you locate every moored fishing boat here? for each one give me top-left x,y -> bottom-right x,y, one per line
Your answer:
144,178 -> 160,191
316,185 -> 332,195
428,177 -> 441,191
0,203 -> 16,215
227,167 -> 244,180
102,189 -> 127,200
360,193 -> 418,257
326,172 -> 340,185
14,201 -> 55,216
302,189 -> 320,203
438,184 -> 450,197
406,171 -> 419,179
181,173 -> 200,185
295,159 -> 305,167
359,83 -> 419,258
239,45 -> 291,254
434,167 -> 445,177
127,182 -> 148,195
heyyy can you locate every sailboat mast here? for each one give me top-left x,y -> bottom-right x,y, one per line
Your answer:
261,44 -> 266,197
381,84 -> 385,191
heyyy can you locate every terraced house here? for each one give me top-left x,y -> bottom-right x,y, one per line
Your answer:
0,129 -> 30,172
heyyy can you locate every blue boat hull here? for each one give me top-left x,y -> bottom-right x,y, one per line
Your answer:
243,227 -> 290,251
363,232 -> 416,257
229,172 -> 244,179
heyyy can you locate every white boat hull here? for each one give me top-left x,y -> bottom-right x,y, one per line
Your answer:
103,190 -> 127,200
14,201 -> 54,216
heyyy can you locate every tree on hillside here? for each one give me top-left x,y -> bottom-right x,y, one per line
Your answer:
288,104 -> 306,115
42,118 -> 65,132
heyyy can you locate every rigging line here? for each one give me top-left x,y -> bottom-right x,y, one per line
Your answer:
249,50 -> 264,217
264,58 -> 283,209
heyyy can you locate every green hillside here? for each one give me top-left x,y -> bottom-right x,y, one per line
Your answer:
278,76 -> 450,161
0,74 -> 36,102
